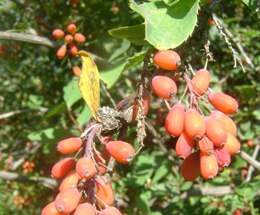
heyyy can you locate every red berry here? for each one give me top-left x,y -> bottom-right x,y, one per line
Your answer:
102,207 -> 122,215
105,141 -> 135,163
69,42 -> 78,56
51,157 -> 75,179
59,170 -> 79,192
57,137 -> 82,154
133,90 -> 150,119
213,147 -> 231,168
56,45 -> 67,59
224,132 -> 241,155
191,69 -> 210,96
55,187 -> 80,214
152,75 -> 177,99
153,50 -> 181,70
181,152 -> 200,181
94,150 -> 111,175
72,66 -> 81,77
165,103 -> 185,137
200,153 -> 218,180
52,29 -> 65,39
42,201 -> 62,215
13,44 -> 21,51
247,140 -> 254,147
65,35 -> 73,44
74,33 -> 85,43
176,131 -> 194,159
197,136 -> 214,155
76,157 -> 96,179
95,176 -> 114,208
208,92 -> 238,115
74,203 -> 95,215
67,24 -> 76,33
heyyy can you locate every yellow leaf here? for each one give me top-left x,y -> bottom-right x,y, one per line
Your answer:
77,51 -> 100,121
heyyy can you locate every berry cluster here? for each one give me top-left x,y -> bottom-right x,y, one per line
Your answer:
151,50 -> 240,181
52,23 -> 85,59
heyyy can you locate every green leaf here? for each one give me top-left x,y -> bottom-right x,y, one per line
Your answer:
151,163 -> 170,184
252,110 -> 260,120
130,0 -> 199,50
108,24 -> 147,45
108,40 -> 131,62
180,181 -> 192,191
241,0 -> 258,11
234,156 -> 247,170
15,22 -> 28,29
45,102 -> 67,118
235,180 -> 260,200
136,190 -> 151,214
63,76 -> 82,108
76,104 -> 92,126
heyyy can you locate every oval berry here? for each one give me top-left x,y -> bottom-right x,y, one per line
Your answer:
67,24 -> 76,33
205,116 -> 227,147
74,203 -> 95,215
210,110 -> 237,136
165,103 -> 185,137
184,109 -> 206,140
53,29 -> 65,39
72,66 -> 81,77
42,201 -> 62,215
181,152 -> 200,181
152,75 -> 177,99
197,136 -> 214,155
95,176 -> 114,208
224,132 -> 241,155
57,137 -> 82,154
76,157 -> 96,179
56,45 -> 67,59
59,170 -> 79,192
176,131 -> 194,159
213,147 -> 231,168
247,140 -> 254,147
65,35 -> 73,44
70,42 -> 78,56
133,90 -> 150,119
103,207 -> 122,215
74,33 -> 85,43
191,69 -> 210,96
208,92 -> 238,115
51,157 -> 75,179
13,44 -> 21,51
200,153 -> 218,180
105,141 -> 135,163
153,50 -> 181,70
55,187 -> 80,214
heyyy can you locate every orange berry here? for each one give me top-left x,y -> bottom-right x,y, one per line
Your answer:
42,201 -> 62,215
133,90 -> 150,119
59,170 -> 79,192
74,203 -> 95,215
181,152 -> 200,181
13,44 -> 21,51
197,136 -> 214,155
208,92 -> 238,115
56,45 -> 67,59
205,116 -> 227,147
76,157 -> 96,179
0,44 -> 9,51
51,157 -> 75,179
242,169 -> 248,175
103,207 -> 122,215
57,137 -> 82,154
213,147 -> 231,168
175,131 -> 194,159
72,66 -> 81,77
55,187 -> 80,214
153,50 -> 181,70
152,75 -> 177,99
73,33 -> 85,43
200,153 -> 218,180
105,141 -> 135,163
67,24 -> 76,33
52,29 -> 65,39
210,110 -> 237,136
184,109 -> 206,140
165,103 -> 185,137
247,140 -> 254,147
191,69 -> 210,95
95,176 -> 114,208
65,35 -> 73,44
224,132 -> 241,155
69,42 -> 78,56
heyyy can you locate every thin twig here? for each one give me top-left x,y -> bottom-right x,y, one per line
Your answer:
100,81 -> 116,108
239,151 -> 260,172
67,108 -> 83,133
0,108 -> 48,120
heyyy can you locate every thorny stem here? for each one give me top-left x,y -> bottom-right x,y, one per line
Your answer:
80,123 -> 101,140
179,86 -> 188,103
164,99 -> 171,111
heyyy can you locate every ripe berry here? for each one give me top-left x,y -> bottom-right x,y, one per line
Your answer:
213,147 -> 231,168
65,35 -> 73,44
51,157 -> 75,179
74,33 -> 85,43
184,109 -> 206,140
42,201 -> 62,215
105,141 -> 135,163
176,131 -> 194,159
13,44 -> 21,51
152,75 -> 177,99
56,45 -> 67,59
165,103 -> 185,137
0,44 -> 9,51
197,136 -> 214,155
103,207 -> 122,215
210,110 -> 237,136
57,137 -> 82,154
95,176 -> 114,208
247,140 -> 254,147
94,150 -> 111,175
52,29 -> 65,39
191,69 -> 210,96
76,157 -> 96,179
208,92 -> 238,115
69,42 -> 78,56
74,203 -> 95,215
59,170 -> 79,192
224,132 -> 241,155
181,152 -> 200,181
55,187 -> 80,214
133,90 -> 150,119
153,50 -> 181,70
205,116 -> 227,147
200,153 -> 218,180
67,24 -> 76,33
72,66 -> 81,77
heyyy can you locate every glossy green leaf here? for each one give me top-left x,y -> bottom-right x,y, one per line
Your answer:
108,40 -> 131,62
76,104 -> 92,126
46,102 -> 67,118
63,76 -> 82,108
241,0 -> 258,11
151,163 -> 170,184
130,0 -> 199,50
